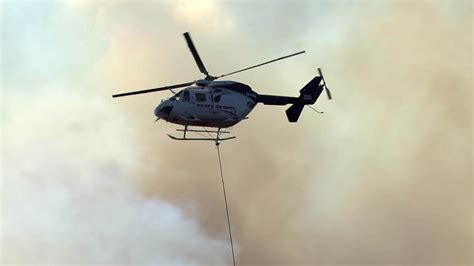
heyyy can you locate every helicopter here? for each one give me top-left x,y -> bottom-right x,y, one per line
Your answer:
112,32 -> 332,143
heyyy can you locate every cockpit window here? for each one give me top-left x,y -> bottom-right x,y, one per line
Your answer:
169,91 -> 183,101
214,95 -> 221,102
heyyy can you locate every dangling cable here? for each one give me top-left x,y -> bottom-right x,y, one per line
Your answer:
307,104 -> 324,114
216,144 -> 236,266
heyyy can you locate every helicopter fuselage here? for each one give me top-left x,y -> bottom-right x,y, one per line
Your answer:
112,32 -> 331,142
154,81 -> 257,128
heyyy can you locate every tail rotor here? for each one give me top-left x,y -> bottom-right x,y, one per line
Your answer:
318,68 -> 332,100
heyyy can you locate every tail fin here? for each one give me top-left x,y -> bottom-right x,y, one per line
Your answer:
285,103 -> 304,122
285,76 -> 324,122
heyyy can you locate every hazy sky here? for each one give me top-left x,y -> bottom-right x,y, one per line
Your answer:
1,0 -> 472,265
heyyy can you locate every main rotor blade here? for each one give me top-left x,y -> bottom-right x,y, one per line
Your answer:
217,50 -> 305,79
183,32 -> 208,76
112,81 -> 195,98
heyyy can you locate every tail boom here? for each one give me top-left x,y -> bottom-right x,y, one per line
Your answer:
256,94 -> 299,105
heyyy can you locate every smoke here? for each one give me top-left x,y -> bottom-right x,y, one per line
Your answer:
2,1 -> 472,265
122,1 -> 472,265
1,89 -> 230,264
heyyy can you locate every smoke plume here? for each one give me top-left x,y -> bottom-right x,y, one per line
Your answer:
2,1 -> 472,265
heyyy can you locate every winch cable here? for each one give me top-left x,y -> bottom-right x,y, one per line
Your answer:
216,144 -> 236,266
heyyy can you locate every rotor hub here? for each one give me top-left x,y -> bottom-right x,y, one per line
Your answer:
195,79 -> 212,87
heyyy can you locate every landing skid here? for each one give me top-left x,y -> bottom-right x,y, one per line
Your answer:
167,126 -> 236,145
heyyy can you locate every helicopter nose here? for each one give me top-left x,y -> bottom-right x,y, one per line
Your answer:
154,105 -> 174,117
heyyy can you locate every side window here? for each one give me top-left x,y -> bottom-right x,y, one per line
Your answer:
196,93 -> 207,102
214,95 -> 221,102
182,91 -> 190,102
